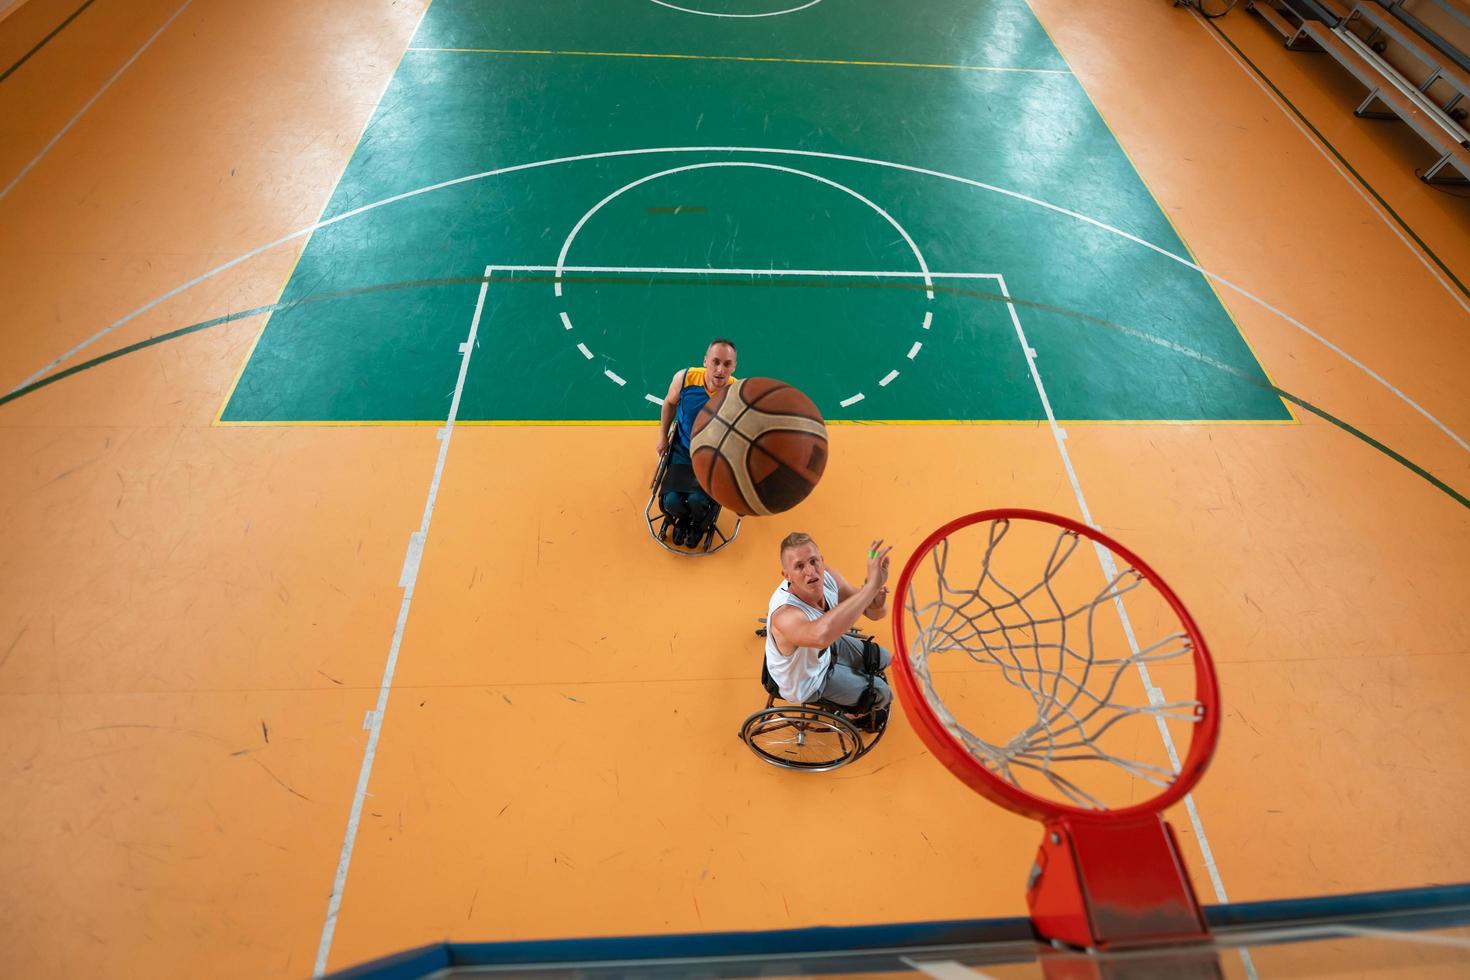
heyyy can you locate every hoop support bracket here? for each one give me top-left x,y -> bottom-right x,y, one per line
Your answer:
1028,814 -> 1212,951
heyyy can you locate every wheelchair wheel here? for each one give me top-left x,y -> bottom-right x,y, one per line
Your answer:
848,705 -> 889,761
646,432 -> 741,557
740,706 -> 863,771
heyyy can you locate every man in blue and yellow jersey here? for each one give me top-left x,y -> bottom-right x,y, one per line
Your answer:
655,339 -> 738,546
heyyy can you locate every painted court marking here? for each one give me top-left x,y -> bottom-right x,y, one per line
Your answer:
405,47 -> 1074,76
553,162 -> 935,301
1192,14 -> 1470,319
0,0 -> 194,202
313,268 -> 492,977
489,263 -> 995,408
901,959 -> 998,980
551,161 -> 936,406
12,146 -> 1464,456
647,0 -> 825,18
12,8 -> 1442,972
996,273 -> 1254,979
307,265 -> 1245,976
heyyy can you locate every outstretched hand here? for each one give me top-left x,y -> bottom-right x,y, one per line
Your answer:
864,539 -> 892,590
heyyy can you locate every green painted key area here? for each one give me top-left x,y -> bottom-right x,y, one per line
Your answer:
221,0 -> 1289,424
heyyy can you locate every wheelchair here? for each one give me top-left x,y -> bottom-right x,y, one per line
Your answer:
645,424 -> 740,556
738,621 -> 891,772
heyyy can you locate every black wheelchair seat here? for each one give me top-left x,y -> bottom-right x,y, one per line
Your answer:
645,425 -> 740,556
757,648 -> 883,722
759,658 -> 781,698
662,459 -> 701,496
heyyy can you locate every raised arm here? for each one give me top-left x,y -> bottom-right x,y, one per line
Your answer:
830,552 -> 890,621
771,541 -> 892,651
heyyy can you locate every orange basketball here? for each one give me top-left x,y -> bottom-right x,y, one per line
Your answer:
690,377 -> 828,516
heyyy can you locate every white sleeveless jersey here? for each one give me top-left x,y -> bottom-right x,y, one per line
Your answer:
765,571 -> 840,704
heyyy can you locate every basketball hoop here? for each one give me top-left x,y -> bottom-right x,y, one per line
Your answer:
891,508 -> 1221,956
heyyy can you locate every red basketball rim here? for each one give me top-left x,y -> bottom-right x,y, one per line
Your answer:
890,508 -> 1221,824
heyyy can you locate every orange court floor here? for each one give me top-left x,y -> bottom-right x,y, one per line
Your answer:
1,0 -> 1469,977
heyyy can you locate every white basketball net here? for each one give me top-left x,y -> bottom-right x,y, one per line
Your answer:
904,518 -> 1205,812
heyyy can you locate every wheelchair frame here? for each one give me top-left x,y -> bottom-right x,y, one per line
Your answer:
645,423 -> 741,557
739,623 -> 890,772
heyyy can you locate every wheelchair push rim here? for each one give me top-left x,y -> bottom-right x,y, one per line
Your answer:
740,706 -> 865,771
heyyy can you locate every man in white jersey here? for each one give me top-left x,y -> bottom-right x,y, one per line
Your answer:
765,532 -> 893,722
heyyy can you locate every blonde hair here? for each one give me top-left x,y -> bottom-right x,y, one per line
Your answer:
779,531 -> 816,559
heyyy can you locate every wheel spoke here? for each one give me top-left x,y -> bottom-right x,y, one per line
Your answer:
742,708 -> 863,770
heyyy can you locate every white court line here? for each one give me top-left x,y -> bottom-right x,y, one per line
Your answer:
1333,925 -> 1470,950
523,261 -> 964,400
551,162 -> 935,301
313,267 -> 492,978
1219,921 -> 1470,949
647,0 -> 825,18
900,958 -> 998,980
996,274 -> 1242,966
407,46 -> 1074,75
510,264 -> 998,280
1190,11 -> 1470,319
0,0 -> 194,202
528,260 -> 995,406
12,146 -> 1462,458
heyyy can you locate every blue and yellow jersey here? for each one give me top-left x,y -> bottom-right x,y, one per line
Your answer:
674,367 -> 732,451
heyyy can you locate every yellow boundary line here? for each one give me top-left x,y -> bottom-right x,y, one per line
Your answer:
405,46 -> 1074,76
213,281 -> 293,426
217,18 -> 1291,431
1017,2 -> 1298,425
212,0 -> 440,426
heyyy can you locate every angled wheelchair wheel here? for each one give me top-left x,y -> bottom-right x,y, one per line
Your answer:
740,706 -> 864,771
